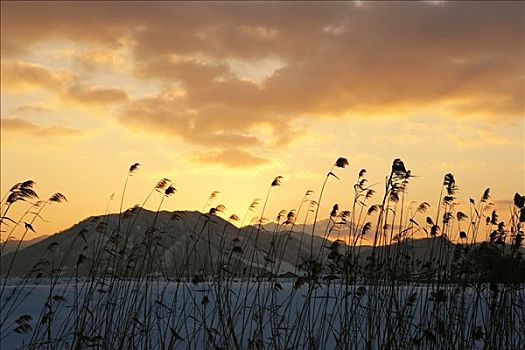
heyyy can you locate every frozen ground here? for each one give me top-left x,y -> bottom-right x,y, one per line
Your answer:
1,278 -> 524,349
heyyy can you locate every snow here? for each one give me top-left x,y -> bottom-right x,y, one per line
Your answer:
1,278 -> 524,349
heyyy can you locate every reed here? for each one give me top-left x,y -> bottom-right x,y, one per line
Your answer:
1,159 -> 523,349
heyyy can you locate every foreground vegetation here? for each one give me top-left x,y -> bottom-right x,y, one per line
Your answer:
1,158 -> 524,349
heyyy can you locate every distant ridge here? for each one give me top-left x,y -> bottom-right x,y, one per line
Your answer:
1,234 -> 50,255
1,208 -> 522,278
0,209 -> 328,277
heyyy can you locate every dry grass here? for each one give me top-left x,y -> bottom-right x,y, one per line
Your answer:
1,158 -> 524,349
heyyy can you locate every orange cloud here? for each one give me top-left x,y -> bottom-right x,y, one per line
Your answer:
119,90 -> 263,148
1,60 -> 129,110
1,61 -> 72,91
1,118 -> 83,138
1,1 -> 523,168
62,85 -> 129,105
2,2 -> 522,118
193,148 -> 268,168
74,48 -> 130,72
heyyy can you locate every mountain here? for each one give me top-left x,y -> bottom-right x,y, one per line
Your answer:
1,235 -> 50,255
2,209 -> 522,279
262,218 -> 333,237
0,209 -> 330,277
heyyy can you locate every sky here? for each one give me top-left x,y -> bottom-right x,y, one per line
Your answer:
1,1 -> 524,240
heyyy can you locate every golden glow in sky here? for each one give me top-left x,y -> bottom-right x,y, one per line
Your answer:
1,1 -> 524,239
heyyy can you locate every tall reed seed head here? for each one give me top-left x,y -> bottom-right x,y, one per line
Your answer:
155,178 -> 171,191
335,157 -> 349,168
129,162 -> 140,174
164,185 -> 177,197
271,176 -> 284,187
48,193 -> 67,203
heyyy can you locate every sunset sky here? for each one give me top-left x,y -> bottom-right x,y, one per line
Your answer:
1,1 -> 524,239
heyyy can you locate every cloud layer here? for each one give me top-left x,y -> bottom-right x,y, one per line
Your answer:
1,1 -> 523,166
1,118 -> 83,138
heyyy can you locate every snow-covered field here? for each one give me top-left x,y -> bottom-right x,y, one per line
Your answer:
1,278 -> 524,349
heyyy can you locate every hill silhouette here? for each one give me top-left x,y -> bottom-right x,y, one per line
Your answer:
1,209 -> 328,277
4,208 -> 522,280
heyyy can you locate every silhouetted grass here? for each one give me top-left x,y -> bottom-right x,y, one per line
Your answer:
1,158 -> 524,349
